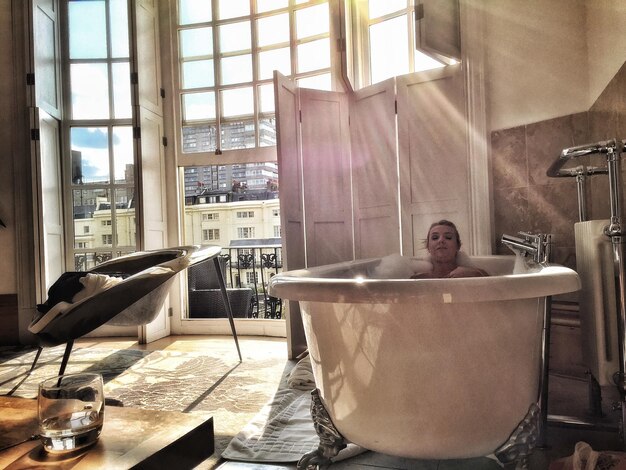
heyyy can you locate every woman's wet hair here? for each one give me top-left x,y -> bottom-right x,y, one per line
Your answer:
424,220 -> 461,249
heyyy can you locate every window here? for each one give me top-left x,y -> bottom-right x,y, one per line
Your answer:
237,227 -> 255,239
344,0 -> 448,88
236,211 -> 255,218
272,209 -> 279,217
175,0 -> 334,157
245,271 -> 258,285
202,212 -> 219,220
274,225 -> 281,237
66,0 -> 136,268
202,229 -> 220,241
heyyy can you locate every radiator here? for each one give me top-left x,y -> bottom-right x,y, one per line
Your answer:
575,219 -> 619,386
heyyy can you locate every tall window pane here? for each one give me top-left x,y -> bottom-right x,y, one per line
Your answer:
219,22 -> 251,54
221,54 -> 253,85
369,0 -> 407,19
257,13 -> 289,47
296,3 -> 329,39
112,63 -> 132,119
110,0 -> 129,58
71,63 -> 110,119
180,27 -> 213,57
68,1 -> 107,59
259,48 -> 290,79
258,84 -> 275,113
183,92 -> 216,120
179,0 -> 212,25
71,127 -> 110,185
183,60 -> 215,89
221,87 -> 254,117
218,0 -> 249,20
112,126 -> 134,183
257,0 -> 288,13
369,16 -> 409,84
297,73 -> 331,91
297,38 -> 330,73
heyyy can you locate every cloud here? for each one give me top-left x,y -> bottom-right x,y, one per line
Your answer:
71,128 -> 121,148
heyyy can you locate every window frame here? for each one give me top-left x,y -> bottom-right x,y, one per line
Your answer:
172,0 -> 344,168
60,0 -> 138,270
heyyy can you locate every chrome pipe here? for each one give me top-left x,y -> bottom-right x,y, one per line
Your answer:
500,235 -> 538,256
575,173 -> 587,222
537,295 -> 552,448
613,237 -> 626,397
547,414 -> 619,432
547,139 -> 614,178
606,143 -> 623,236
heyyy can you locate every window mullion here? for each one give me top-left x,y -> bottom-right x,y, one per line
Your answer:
212,0 -> 222,153
250,0 -> 259,147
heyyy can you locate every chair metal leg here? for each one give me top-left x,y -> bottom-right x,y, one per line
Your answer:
214,257 -> 242,362
29,347 -> 44,374
58,340 -> 75,376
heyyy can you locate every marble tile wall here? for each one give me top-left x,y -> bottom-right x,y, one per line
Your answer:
490,61 -> 626,270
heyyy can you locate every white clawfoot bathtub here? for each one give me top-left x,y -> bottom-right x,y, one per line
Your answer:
268,255 -> 580,466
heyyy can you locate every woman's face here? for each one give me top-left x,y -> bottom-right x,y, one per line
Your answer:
427,224 -> 460,263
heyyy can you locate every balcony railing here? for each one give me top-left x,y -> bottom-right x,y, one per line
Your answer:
219,245 -> 283,319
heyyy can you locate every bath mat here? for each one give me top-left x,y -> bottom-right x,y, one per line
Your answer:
223,355 -> 365,463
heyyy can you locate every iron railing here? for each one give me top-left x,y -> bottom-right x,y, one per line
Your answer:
220,245 -> 283,319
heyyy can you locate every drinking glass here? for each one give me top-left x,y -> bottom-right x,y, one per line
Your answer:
37,372 -> 105,453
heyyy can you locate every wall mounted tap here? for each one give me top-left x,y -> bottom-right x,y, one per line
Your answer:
501,232 -> 552,265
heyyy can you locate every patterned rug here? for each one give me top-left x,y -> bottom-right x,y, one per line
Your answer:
0,343 -> 294,469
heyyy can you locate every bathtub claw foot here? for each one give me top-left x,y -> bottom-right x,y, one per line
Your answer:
494,403 -> 540,469
297,389 -> 347,470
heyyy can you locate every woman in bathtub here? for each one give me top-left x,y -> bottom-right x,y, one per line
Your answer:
411,220 -> 489,279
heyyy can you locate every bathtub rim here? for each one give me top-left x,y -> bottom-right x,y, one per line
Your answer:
268,255 -> 581,304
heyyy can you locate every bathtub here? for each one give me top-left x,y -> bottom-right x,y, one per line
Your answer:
268,255 -> 580,465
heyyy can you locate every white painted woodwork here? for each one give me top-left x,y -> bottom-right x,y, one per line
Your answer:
299,88 -> 354,267
397,64 -> 470,256
30,107 -> 64,301
132,0 -> 169,344
29,0 -> 61,119
27,0 -> 64,304
415,0 -> 461,63
350,78 -> 400,258
274,72 -> 306,358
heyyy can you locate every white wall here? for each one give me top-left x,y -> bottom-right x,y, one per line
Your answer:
484,0 -> 589,131
585,0 -> 626,106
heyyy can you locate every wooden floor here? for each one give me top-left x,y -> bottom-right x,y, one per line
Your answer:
71,335 -> 625,470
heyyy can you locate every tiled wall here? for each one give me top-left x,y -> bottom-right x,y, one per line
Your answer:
491,62 -> 626,270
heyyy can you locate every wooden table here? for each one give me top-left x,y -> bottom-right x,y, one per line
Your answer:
0,396 -> 214,469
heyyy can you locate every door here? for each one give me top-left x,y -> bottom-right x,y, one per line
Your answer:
132,0 -> 169,343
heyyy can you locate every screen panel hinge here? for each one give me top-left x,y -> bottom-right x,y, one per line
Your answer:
31,128 -> 40,141
133,126 -> 141,139
26,73 -> 35,86
130,72 -> 139,85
